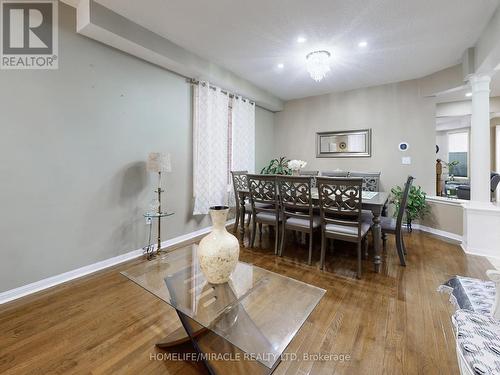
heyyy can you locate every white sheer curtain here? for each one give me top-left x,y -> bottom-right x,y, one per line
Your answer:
231,97 -> 255,172
193,82 -> 229,215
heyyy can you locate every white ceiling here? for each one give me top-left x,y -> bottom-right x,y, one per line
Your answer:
95,0 -> 499,101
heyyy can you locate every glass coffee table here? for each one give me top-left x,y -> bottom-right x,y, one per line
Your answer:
121,244 -> 325,374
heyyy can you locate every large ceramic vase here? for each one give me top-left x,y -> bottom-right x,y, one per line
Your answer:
198,206 -> 240,284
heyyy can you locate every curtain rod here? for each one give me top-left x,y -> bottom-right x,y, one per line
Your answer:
189,79 -> 255,106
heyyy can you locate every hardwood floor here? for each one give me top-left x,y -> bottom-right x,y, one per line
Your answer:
0,229 -> 493,375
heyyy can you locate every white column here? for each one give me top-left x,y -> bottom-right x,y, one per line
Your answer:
469,75 -> 491,202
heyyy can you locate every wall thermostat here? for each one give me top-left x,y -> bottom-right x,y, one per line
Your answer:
398,142 -> 409,152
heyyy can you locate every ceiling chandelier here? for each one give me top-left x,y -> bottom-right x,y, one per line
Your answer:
306,50 -> 331,82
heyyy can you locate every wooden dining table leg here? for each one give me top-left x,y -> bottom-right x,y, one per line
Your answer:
238,192 -> 246,244
372,206 -> 383,273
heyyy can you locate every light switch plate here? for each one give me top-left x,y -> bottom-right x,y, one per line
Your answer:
402,156 -> 411,165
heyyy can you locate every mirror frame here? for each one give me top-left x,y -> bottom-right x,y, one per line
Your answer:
316,129 -> 372,158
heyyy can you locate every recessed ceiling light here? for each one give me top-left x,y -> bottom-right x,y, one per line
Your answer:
297,36 -> 307,43
358,41 -> 368,48
277,63 -> 284,69
465,92 -> 472,97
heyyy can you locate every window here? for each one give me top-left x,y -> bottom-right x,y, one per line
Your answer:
448,131 -> 469,178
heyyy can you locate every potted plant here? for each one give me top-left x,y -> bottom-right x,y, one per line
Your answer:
260,156 -> 292,175
444,160 -> 460,181
390,184 -> 430,232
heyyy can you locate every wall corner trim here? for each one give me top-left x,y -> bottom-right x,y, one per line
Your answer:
0,220 -> 234,305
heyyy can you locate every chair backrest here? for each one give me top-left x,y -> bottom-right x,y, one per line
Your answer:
316,177 -> 363,238
299,171 -> 319,188
321,171 -> 349,177
396,176 -> 415,236
247,174 -> 279,215
231,171 -> 248,206
349,171 -> 381,191
299,170 -> 319,177
278,176 -> 314,223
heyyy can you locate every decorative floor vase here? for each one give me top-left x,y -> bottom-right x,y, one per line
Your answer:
198,206 -> 239,284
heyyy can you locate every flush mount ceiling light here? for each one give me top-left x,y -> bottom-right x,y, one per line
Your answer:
306,50 -> 331,82
465,92 -> 472,97
297,36 -> 307,43
358,41 -> 368,48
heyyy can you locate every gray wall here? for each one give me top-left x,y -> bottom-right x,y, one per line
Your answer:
274,79 -> 436,194
0,3 -> 274,292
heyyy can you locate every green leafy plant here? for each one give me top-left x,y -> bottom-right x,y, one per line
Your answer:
260,156 -> 292,175
390,184 -> 430,231
444,160 -> 460,177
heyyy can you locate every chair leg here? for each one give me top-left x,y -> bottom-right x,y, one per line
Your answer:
357,241 -> 362,279
250,218 -> 257,248
274,222 -> 280,256
308,232 -> 313,266
233,208 -> 240,234
246,211 -> 252,227
280,223 -> 286,257
382,232 -> 387,251
364,237 -> 369,259
402,235 -> 408,255
320,232 -> 326,270
258,223 -> 263,242
395,232 -> 406,266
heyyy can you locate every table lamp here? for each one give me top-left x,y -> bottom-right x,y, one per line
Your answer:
147,152 -> 172,257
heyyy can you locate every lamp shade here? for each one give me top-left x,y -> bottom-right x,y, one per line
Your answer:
147,152 -> 171,173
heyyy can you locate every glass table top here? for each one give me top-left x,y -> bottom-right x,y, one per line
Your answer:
121,244 -> 325,369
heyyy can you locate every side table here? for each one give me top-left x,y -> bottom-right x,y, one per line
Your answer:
143,211 -> 175,260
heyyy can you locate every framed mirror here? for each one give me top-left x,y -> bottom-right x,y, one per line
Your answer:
316,129 -> 372,158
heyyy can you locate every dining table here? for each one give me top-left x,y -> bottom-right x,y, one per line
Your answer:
237,188 -> 389,273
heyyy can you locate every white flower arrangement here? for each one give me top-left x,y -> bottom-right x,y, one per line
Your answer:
288,159 -> 307,171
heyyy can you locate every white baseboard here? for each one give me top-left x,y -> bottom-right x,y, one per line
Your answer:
0,220 -> 235,305
412,224 -> 463,243
414,225 -> 498,265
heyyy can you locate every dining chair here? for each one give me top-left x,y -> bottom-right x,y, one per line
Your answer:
349,172 -> 381,191
299,170 -> 319,188
317,177 -> 372,279
381,175 -> 414,266
321,171 -> 349,177
278,176 -> 321,265
231,171 -> 252,233
247,174 -> 282,255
